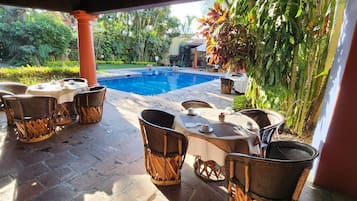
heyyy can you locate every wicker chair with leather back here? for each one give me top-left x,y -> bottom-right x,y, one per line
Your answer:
138,109 -> 188,185
221,77 -> 234,94
180,100 -> 214,110
0,89 -> 13,109
3,95 -> 57,143
0,82 -> 28,94
225,141 -> 319,201
239,109 -> 285,148
0,90 -> 15,125
60,77 -> 88,83
74,86 -> 106,124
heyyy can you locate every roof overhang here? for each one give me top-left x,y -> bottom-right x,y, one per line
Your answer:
0,0 -> 201,14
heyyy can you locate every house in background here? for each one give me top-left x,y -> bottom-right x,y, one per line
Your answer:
168,35 -> 206,68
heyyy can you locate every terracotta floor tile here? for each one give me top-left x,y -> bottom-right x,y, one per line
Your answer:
15,179 -> 45,201
0,74 -> 355,201
33,185 -> 76,201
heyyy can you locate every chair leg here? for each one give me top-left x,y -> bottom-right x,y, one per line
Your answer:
56,102 -> 77,125
292,168 -> 311,201
78,106 -> 103,124
4,108 -> 14,126
15,118 -> 56,143
194,156 -> 225,181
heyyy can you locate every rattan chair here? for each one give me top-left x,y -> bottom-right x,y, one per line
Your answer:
60,77 -> 88,83
74,86 -> 106,124
225,141 -> 319,201
239,109 -> 285,148
180,99 -> 215,110
0,82 -> 28,94
138,109 -> 188,185
3,95 -> 57,143
221,77 -> 234,94
0,90 -> 15,125
55,78 -> 88,125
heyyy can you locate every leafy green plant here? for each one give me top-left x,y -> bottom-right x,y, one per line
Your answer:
131,61 -> 156,65
0,66 -> 79,84
245,78 -> 288,112
232,95 -> 251,111
0,10 -> 73,66
96,60 -> 124,65
94,7 -> 180,64
198,3 -> 255,72
45,61 -> 79,67
209,0 -> 338,137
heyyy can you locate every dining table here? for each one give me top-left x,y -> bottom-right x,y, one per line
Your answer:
26,80 -> 88,125
174,107 -> 261,181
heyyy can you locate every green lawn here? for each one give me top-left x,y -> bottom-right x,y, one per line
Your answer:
97,64 -> 149,70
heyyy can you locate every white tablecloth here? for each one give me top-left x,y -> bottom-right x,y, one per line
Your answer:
26,81 -> 88,104
231,74 -> 248,93
174,108 -> 261,166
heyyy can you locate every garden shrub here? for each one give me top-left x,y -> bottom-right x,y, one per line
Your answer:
45,61 -> 79,67
0,66 -> 79,85
131,61 -> 155,65
96,60 -> 125,65
232,95 -> 252,111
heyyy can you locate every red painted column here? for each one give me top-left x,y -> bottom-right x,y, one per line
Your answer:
71,10 -> 98,86
193,47 -> 198,69
314,22 -> 357,198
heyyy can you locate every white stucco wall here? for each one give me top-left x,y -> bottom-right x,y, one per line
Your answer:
311,0 -> 357,179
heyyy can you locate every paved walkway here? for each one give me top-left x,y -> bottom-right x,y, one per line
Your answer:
0,68 -> 355,201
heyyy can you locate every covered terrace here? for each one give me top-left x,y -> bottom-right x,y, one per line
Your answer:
0,74 -> 353,200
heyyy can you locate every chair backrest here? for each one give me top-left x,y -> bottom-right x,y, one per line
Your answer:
181,100 -> 214,110
138,109 -> 188,157
239,109 -> 285,144
3,95 -> 57,120
140,109 -> 174,128
74,86 -> 106,107
0,89 -> 14,109
61,77 -> 88,83
221,77 -> 234,85
220,77 -> 234,94
0,82 -> 28,94
225,141 -> 319,201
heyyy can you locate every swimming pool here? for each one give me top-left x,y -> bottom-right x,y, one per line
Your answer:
98,68 -> 219,95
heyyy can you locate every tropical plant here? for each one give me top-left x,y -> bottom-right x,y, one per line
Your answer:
225,0 -> 337,138
0,6 -> 26,23
94,7 -> 181,64
0,66 -> 78,84
198,2 -> 255,73
180,15 -> 197,34
0,8 -> 74,66
202,0 -> 338,138
232,95 -> 252,111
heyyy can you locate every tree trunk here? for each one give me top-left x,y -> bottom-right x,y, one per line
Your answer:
288,45 -> 299,116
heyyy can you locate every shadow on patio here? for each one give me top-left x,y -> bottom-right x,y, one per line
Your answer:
0,99 -> 226,201
0,82 -> 355,201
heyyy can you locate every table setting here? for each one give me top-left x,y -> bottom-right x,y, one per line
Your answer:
26,79 -> 89,125
174,106 -> 262,181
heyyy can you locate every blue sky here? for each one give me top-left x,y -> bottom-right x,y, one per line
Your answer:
170,1 -> 204,23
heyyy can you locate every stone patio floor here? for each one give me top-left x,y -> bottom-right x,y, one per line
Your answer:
0,68 -> 355,201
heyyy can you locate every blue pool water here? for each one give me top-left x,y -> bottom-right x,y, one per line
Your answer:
99,68 -> 219,95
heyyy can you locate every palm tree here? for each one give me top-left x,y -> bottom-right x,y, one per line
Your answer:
180,15 -> 197,34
